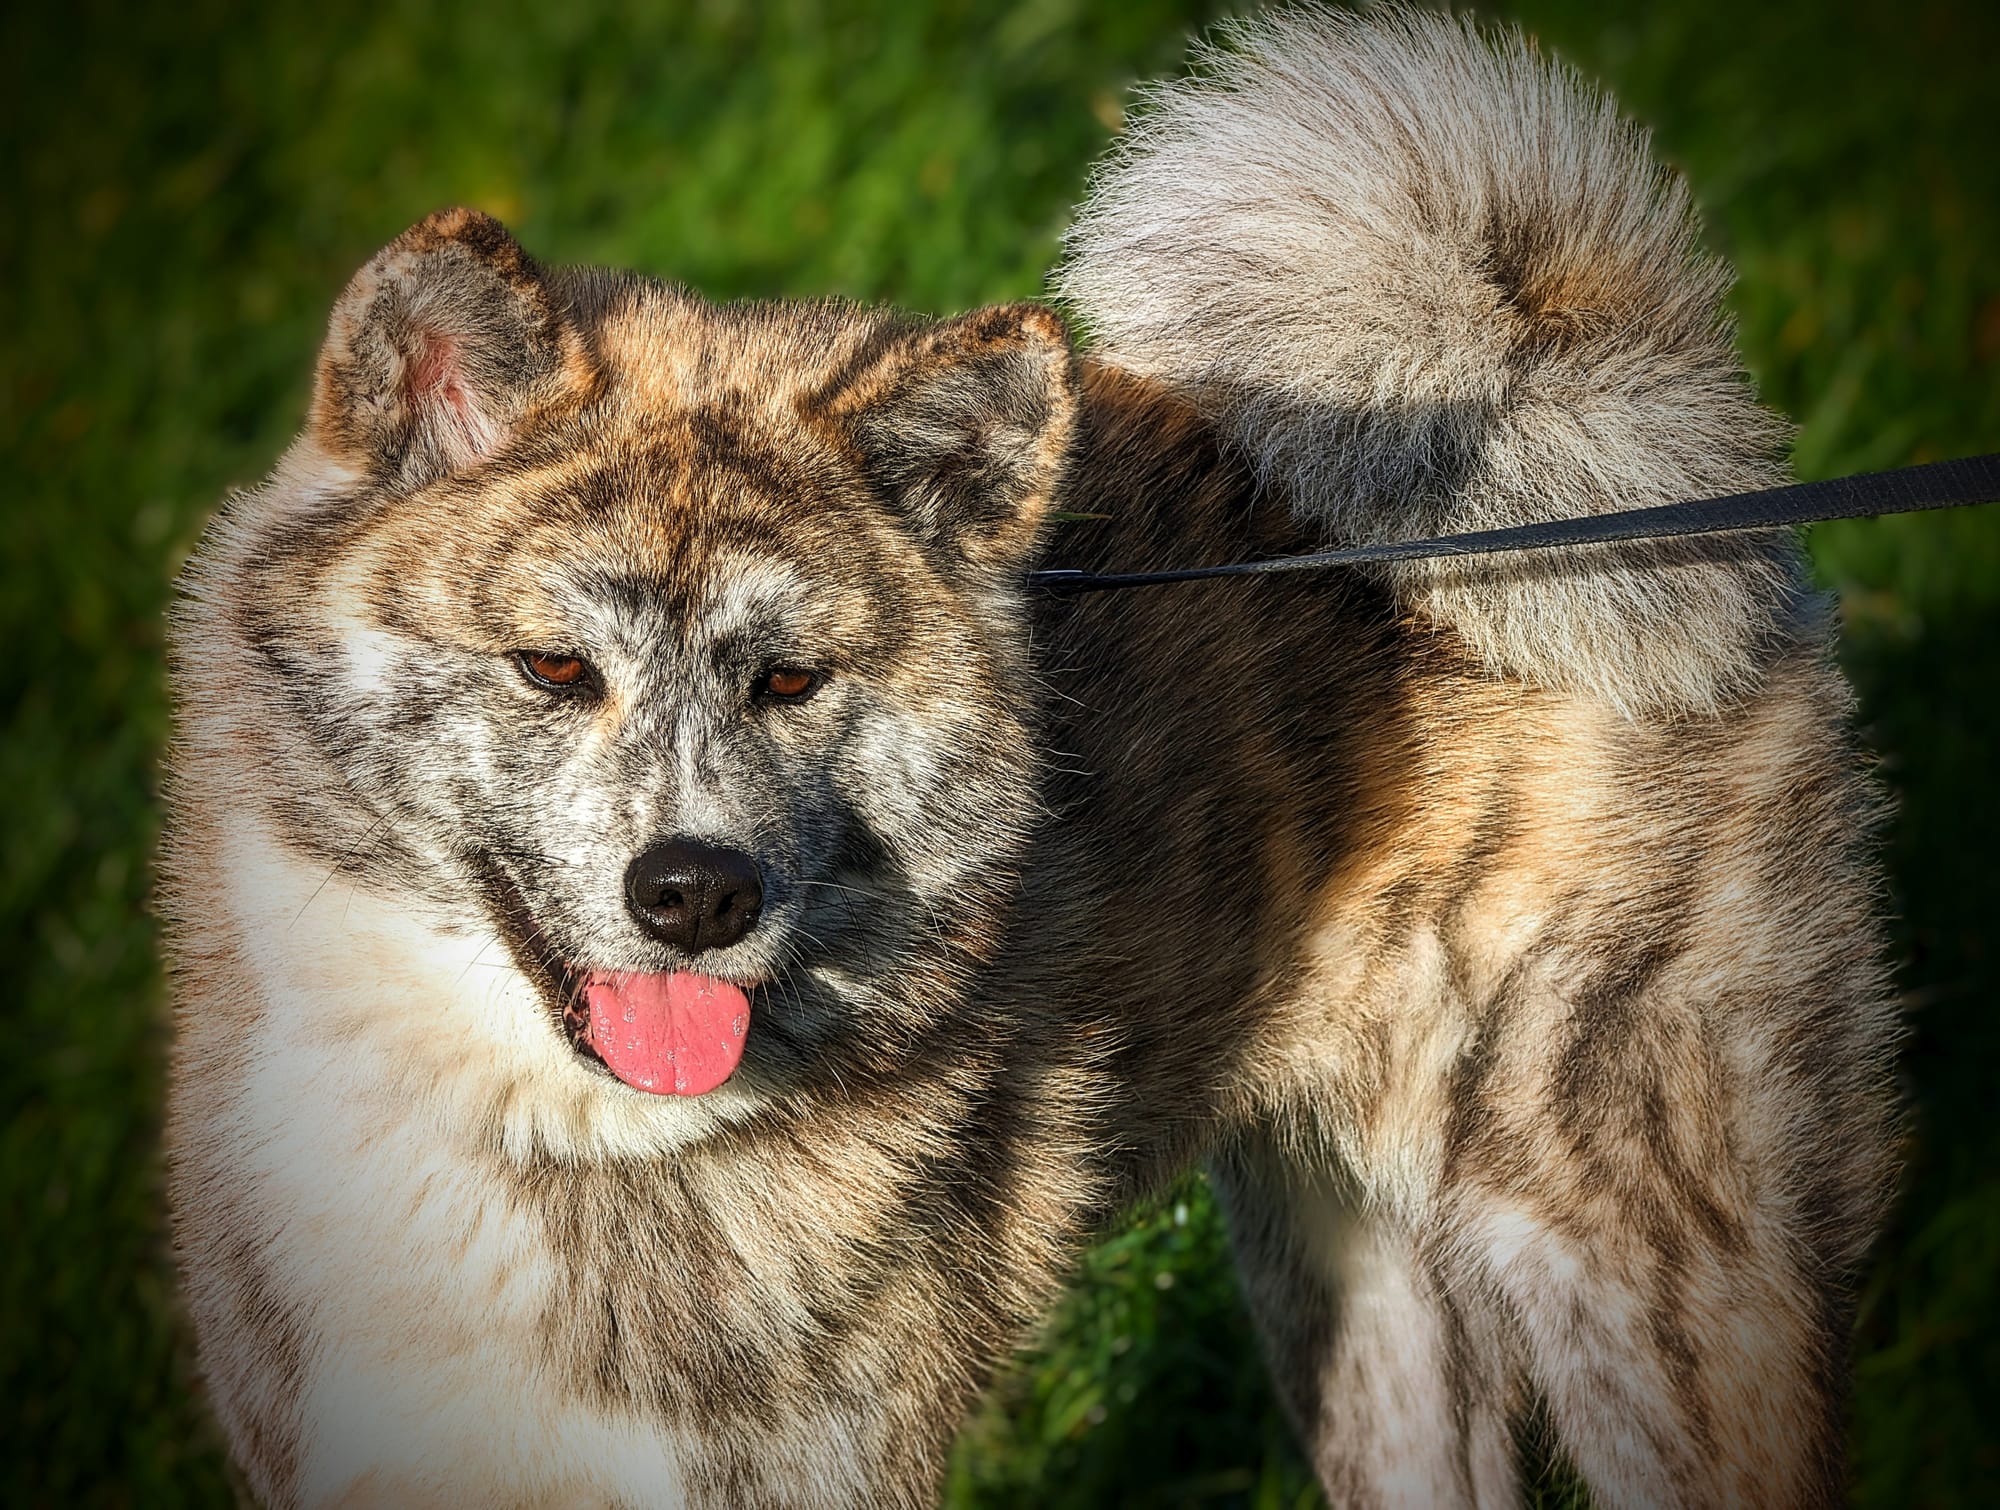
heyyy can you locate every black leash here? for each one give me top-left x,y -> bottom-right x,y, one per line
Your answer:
1025,452 -> 2000,597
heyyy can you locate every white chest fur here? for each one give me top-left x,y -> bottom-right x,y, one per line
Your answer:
186,816 -> 703,1508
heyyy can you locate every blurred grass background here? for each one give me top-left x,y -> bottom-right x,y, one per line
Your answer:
3,0 -> 1995,1504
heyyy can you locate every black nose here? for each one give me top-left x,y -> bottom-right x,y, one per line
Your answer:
623,838 -> 764,952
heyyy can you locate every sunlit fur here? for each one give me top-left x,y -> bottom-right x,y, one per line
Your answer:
163,10 -> 1897,1509
1056,4 -> 1802,718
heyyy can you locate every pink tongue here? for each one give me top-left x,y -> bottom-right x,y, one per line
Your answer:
582,971 -> 751,1096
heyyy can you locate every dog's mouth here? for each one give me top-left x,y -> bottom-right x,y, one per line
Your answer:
565,966 -> 752,1096
487,870 -> 754,1097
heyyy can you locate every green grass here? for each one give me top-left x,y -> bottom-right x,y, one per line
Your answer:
3,0 -> 1995,1504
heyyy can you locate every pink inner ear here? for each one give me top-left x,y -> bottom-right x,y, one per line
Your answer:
406,327 -> 503,466
409,330 -> 460,404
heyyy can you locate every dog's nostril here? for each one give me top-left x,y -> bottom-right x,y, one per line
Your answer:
623,838 -> 764,952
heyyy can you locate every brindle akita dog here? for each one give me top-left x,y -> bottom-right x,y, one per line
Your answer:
162,7 -> 1898,1507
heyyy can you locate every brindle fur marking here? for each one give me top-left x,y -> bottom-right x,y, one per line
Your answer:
164,9 -> 1898,1508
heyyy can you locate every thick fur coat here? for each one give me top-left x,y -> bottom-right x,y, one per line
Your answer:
162,8 -> 1898,1507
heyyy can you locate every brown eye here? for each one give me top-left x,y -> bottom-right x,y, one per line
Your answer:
761,667 -> 819,702
517,651 -> 592,691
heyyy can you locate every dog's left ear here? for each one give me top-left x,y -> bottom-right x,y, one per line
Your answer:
840,304 -> 1078,573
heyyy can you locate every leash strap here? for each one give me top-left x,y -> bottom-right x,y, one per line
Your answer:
1025,452 -> 2000,597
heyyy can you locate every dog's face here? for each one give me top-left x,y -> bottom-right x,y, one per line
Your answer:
217,210 -> 1075,1139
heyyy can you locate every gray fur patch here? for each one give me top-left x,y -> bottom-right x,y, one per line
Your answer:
1055,3 -> 1804,716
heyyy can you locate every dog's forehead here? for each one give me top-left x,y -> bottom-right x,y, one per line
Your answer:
342,286 -> 925,650
471,442 -> 892,649
521,294 -> 891,566
586,280 -> 891,413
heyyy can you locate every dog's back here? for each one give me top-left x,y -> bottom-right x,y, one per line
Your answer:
1045,10 -> 1897,1504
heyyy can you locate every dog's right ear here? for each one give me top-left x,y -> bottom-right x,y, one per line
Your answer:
309,208 -> 597,489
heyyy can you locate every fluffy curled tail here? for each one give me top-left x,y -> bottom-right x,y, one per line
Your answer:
1054,4 -> 1804,716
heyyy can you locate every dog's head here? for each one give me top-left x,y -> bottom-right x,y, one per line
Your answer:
201,209 -> 1076,1144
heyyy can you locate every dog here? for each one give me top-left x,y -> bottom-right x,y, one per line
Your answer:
161,7 -> 1899,1506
